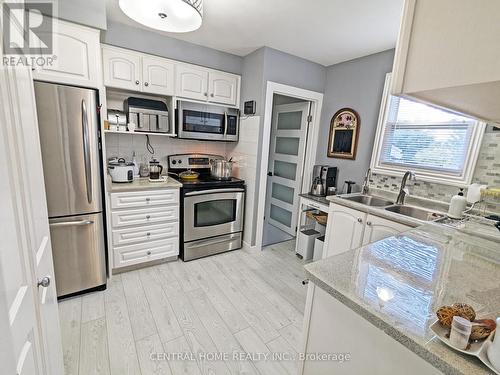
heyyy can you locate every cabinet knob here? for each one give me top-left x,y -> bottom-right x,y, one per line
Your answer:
210,93 -> 214,97
146,232 -> 151,236
366,221 -> 372,226
144,82 -> 149,86
147,251 -> 152,255
357,218 -> 363,223
37,276 -> 51,288
204,92 -> 208,97
145,198 -> 150,202
146,215 -> 151,219
135,80 -> 140,85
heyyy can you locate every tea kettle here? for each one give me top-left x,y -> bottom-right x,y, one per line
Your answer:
310,176 -> 325,196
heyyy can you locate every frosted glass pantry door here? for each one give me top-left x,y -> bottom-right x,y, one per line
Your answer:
265,102 -> 311,236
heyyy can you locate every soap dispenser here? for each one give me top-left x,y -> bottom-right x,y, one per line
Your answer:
447,188 -> 467,219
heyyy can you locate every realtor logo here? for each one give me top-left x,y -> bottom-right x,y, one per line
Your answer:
2,1 -> 53,55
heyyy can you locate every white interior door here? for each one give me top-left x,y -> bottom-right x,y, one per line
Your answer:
0,67 -> 64,375
265,102 -> 311,236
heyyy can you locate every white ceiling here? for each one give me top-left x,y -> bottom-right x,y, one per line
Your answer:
106,0 -> 404,66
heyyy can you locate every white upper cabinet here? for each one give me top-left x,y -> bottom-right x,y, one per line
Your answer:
142,56 -> 175,96
175,64 -> 209,102
392,0 -> 500,124
33,19 -> 101,88
208,71 -> 239,105
102,46 -> 142,91
102,45 -> 241,106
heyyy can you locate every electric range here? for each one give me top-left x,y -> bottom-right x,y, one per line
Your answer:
167,154 -> 245,261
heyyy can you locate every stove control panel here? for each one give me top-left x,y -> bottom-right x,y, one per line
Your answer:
168,153 -> 224,170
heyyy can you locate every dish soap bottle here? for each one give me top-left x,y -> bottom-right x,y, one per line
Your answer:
447,188 -> 467,219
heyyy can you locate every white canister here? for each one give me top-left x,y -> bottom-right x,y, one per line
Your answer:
449,316 -> 472,350
448,188 -> 467,219
128,122 -> 136,132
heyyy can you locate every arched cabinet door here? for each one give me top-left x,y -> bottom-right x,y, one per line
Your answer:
33,19 -> 101,88
208,71 -> 239,106
175,64 -> 209,102
142,56 -> 175,96
102,46 -> 142,91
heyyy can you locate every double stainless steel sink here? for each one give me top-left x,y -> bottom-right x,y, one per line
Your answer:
340,194 -> 444,222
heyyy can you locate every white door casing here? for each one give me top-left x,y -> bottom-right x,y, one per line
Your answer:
0,67 -> 64,375
264,102 -> 311,236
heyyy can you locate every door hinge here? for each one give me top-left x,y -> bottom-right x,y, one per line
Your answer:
307,115 -> 313,122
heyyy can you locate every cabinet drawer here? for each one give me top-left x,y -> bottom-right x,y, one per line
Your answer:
112,222 -> 178,246
114,237 -> 179,268
111,206 -> 178,228
111,189 -> 179,209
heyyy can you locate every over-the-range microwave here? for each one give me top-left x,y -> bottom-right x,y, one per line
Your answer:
176,100 -> 239,142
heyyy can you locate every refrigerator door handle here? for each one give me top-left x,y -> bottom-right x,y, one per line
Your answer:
50,220 -> 94,227
81,99 -> 92,204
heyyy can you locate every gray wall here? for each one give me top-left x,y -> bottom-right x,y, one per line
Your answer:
239,47 -> 327,245
316,49 -> 395,192
102,21 -> 243,74
57,0 -> 107,30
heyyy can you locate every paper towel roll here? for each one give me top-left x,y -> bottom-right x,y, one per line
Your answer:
466,183 -> 487,203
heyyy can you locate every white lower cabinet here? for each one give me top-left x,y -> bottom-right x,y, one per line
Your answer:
299,284 -> 441,375
110,188 -> 179,269
323,203 -> 412,259
323,204 -> 366,258
362,214 -> 411,245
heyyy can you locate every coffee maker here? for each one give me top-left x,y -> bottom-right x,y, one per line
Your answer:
310,165 -> 338,197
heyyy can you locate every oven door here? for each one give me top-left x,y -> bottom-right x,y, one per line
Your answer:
184,188 -> 244,242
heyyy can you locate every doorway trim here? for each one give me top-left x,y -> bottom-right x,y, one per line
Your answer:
255,81 -> 324,250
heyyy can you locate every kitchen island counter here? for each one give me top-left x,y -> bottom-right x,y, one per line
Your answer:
304,223 -> 500,374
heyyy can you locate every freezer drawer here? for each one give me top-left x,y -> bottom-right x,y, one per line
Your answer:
49,213 -> 106,297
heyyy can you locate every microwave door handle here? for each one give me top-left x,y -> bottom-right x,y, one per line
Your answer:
224,111 -> 228,136
81,99 -> 92,204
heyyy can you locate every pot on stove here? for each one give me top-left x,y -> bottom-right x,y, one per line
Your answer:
210,158 -> 234,180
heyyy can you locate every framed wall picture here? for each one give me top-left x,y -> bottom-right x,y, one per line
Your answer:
327,108 -> 360,159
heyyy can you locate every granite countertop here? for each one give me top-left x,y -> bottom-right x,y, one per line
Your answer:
326,189 -> 450,228
305,223 -> 500,375
107,176 -> 182,192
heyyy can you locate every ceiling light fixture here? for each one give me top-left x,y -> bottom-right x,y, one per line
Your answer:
119,0 -> 203,33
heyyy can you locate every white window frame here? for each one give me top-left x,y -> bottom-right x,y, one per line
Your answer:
370,73 -> 486,187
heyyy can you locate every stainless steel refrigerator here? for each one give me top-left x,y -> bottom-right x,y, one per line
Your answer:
34,81 -> 106,298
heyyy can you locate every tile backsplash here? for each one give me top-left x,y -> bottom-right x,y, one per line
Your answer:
369,127 -> 500,212
104,133 -> 229,167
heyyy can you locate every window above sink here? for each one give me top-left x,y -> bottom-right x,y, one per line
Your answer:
370,74 -> 486,186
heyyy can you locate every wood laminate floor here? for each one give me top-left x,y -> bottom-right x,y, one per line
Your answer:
58,240 -> 309,375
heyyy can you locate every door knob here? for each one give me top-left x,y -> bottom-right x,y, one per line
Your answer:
135,80 -> 140,85
37,276 -> 51,288
357,218 -> 363,223
145,82 -> 149,86
366,221 -> 372,226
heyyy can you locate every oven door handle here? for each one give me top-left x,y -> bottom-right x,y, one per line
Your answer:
184,188 -> 244,197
